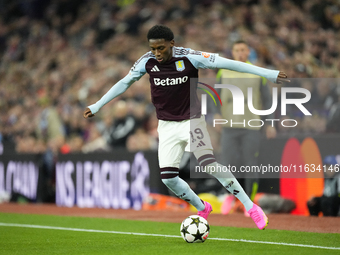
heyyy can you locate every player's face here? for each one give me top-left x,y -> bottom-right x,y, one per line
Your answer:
232,43 -> 250,62
149,39 -> 174,64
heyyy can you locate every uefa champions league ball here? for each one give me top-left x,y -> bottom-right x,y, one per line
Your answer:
180,215 -> 210,243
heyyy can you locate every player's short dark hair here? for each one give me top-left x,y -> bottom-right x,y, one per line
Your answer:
147,25 -> 174,41
232,40 -> 248,48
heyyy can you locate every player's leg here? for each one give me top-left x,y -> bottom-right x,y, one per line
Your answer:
191,117 -> 253,210
191,117 -> 268,229
220,127 -> 242,214
158,119 -> 206,213
196,150 -> 268,229
195,151 -> 254,211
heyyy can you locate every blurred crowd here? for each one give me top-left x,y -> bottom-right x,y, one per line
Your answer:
1,0 -> 340,155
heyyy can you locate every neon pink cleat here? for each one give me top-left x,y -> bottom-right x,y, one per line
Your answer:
244,207 -> 250,217
248,203 -> 268,230
197,201 -> 213,220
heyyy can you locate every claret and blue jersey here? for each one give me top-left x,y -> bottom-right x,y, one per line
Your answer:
87,46 -> 279,120
128,46 -> 218,121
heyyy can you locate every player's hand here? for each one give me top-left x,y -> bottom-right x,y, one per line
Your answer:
276,71 -> 290,84
83,107 -> 95,118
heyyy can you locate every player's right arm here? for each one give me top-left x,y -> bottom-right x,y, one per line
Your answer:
84,74 -> 136,117
83,54 -> 149,118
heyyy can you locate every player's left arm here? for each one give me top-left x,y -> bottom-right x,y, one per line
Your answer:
214,56 -> 288,84
188,52 -> 289,84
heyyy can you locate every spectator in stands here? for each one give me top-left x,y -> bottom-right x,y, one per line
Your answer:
104,100 -> 137,149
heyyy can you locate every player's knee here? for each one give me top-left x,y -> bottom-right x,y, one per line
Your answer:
160,167 -> 179,188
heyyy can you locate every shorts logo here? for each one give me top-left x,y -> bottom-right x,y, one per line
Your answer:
202,52 -> 210,58
175,60 -> 185,71
196,141 -> 206,148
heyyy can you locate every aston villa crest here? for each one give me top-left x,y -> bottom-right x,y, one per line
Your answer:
175,60 -> 185,71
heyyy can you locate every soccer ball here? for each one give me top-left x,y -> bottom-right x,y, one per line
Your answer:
180,215 -> 210,243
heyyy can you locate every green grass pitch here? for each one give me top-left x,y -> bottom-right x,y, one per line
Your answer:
0,213 -> 339,255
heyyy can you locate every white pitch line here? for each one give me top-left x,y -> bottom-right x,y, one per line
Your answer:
0,222 -> 339,251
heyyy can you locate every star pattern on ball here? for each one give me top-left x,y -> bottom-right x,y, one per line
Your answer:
180,224 -> 190,236
192,229 -> 205,242
204,223 -> 210,232
190,217 -> 201,228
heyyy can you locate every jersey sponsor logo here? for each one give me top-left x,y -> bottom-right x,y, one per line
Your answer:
154,76 -> 188,86
151,65 -> 160,72
175,60 -> 185,71
201,52 -> 210,58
